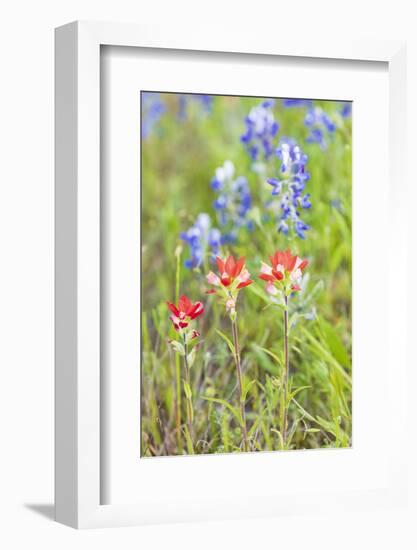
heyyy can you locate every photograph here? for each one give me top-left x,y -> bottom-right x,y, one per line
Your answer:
140,92 -> 352,457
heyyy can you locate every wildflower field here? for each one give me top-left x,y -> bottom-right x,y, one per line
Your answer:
141,93 -> 352,456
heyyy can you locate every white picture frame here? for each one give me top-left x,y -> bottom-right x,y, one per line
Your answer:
55,21 -> 407,529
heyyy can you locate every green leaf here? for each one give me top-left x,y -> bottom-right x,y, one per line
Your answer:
316,415 -> 339,434
262,301 -> 285,312
246,281 -> 271,304
250,205 -> 263,228
242,379 -> 257,402
332,207 -> 351,245
319,318 -> 350,369
292,398 -> 318,423
215,328 -> 235,355
252,344 -> 282,367
202,396 -> 242,426
287,385 -> 311,404
270,428 -> 284,450
169,340 -> 185,356
187,347 -> 196,368
292,398 -> 338,438
221,413 -> 231,453
248,409 -> 266,438
249,344 -> 277,375
183,425 -> 194,455
183,380 -> 192,400
300,327 -> 351,383
286,415 -> 305,447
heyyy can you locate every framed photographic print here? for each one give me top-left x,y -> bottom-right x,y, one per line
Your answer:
55,21 -> 407,528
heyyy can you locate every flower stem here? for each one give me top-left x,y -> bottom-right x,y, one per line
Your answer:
282,294 -> 289,446
183,335 -> 194,443
175,355 -> 182,445
231,318 -> 249,452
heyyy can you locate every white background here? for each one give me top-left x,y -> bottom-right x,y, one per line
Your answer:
0,1 -> 416,549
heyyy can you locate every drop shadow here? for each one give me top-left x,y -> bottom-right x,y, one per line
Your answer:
24,503 -> 55,521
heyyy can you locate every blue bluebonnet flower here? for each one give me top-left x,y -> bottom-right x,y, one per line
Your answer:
177,94 -> 213,120
210,161 -> 252,243
284,99 -> 347,148
304,106 -> 336,149
197,94 -> 214,112
180,213 -> 221,269
141,92 -> 166,138
339,102 -> 352,118
266,139 -> 311,239
282,98 -> 313,108
240,100 -> 279,161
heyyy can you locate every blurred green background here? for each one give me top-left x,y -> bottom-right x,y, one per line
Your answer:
141,93 -> 352,456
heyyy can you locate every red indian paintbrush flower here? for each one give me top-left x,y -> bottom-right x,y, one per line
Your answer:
206,254 -> 253,450
259,249 -> 308,296
259,250 -> 309,447
207,255 -> 253,290
167,294 -> 203,443
167,294 -> 204,332
206,255 -> 253,316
